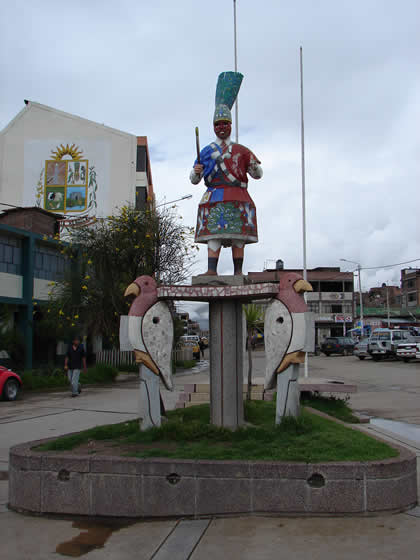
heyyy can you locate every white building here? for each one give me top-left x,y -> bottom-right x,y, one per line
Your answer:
0,100 -> 154,219
0,101 -> 154,368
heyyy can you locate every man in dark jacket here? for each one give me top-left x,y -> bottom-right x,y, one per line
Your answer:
64,336 -> 87,397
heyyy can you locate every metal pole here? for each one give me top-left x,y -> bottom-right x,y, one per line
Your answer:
300,47 -> 309,378
233,0 -> 239,142
300,50 -> 309,376
358,264 -> 364,335
386,285 -> 390,327
300,46 -> 307,283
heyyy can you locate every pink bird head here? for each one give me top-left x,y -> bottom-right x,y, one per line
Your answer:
276,272 -> 313,313
124,275 -> 158,316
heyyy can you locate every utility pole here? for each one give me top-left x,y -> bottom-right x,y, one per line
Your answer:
340,259 -> 364,336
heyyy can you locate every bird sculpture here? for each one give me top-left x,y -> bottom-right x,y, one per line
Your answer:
264,272 -> 313,421
121,275 -> 173,390
120,275 -> 174,429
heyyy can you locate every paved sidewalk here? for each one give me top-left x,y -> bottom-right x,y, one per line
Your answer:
2,355 -> 419,559
1,498 -> 419,559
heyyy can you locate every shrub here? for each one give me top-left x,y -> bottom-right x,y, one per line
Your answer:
116,363 -> 138,373
20,364 -> 118,390
83,364 -> 118,383
21,367 -> 67,390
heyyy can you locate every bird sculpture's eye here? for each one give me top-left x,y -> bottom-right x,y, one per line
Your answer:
276,317 -> 284,324
153,317 -> 160,324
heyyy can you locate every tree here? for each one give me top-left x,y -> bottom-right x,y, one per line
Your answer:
243,303 -> 264,401
45,204 -> 197,346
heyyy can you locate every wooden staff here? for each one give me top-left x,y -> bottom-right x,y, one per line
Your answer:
195,126 -> 200,164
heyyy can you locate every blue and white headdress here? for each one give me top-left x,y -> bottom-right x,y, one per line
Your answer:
213,71 -> 244,123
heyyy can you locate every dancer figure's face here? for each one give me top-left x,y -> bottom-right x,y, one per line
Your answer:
214,121 -> 231,140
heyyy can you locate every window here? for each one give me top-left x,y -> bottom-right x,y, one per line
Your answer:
136,146 -> 148,172
331,304 -> 342,313
373,333 -> 390,341
320,281 -> 343,292
135,186 -> 148,210
307,302 -> 319,313
34,245 -> 68,281
0,234 -> 22,275
408,293 -> 417,302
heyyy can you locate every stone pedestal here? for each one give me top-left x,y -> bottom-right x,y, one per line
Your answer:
157,276 -> 280,429
209,299 -> 245,429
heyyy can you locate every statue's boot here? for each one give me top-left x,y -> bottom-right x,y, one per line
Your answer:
233,257 -> 244,276
198,256 -> 219,277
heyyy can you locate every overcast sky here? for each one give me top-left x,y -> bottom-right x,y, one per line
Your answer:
1,0 -> 419,321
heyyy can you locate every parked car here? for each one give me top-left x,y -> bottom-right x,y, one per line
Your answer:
180,335 -> 200,345
0,366 -> 22,401
368,328 -> 415,360
353,338 -> 370,360
396,341 -> 420,362
320,337 -> 355,356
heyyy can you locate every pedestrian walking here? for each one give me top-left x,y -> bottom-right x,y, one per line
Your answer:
64,336 -> 87,397
199,338 -> 206,359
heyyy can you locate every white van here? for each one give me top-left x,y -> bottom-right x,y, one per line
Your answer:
368,328 -> 413,360
179,335 -> 199,346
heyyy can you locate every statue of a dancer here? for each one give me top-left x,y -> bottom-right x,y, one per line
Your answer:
190,72 -> 263,276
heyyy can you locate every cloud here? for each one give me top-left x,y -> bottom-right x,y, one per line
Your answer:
1,0 -> 419,297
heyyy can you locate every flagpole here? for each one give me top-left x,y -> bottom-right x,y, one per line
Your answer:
233,0 -> 239,142
300,46 -> 309,378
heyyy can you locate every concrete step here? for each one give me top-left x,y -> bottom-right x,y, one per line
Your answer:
183,383 -> 265,394
174,377 -> 356,410
188,391 -> 265,403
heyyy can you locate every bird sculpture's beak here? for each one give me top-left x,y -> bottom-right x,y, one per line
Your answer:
276,350 -> 306,373
124,283 -> 140,297
294,279 -> 313,294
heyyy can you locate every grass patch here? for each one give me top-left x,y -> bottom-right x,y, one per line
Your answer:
35,401 -> 398,463
301,394 -> 360,423
175,360 -> 197,369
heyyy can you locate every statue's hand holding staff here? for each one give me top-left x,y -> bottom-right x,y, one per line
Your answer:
194,127 -> 204,177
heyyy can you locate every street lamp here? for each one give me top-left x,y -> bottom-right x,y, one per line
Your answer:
340,259 -> 364,335
156,194 -> 192,208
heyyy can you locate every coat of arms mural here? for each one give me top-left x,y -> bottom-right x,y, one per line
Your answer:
35,143 -> 98,216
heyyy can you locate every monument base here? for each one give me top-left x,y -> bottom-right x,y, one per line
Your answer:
209,299 -> 245,429
191,274 -> 248,287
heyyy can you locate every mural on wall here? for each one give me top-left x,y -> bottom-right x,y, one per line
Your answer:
35,143 -> 98,216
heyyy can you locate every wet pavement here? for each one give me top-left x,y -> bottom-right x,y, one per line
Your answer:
1,508 -> 420,559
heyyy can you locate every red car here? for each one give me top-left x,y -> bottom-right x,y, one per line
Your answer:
0,366 -> 22,401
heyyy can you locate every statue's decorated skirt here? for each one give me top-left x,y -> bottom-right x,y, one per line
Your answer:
195,185 -> 258,245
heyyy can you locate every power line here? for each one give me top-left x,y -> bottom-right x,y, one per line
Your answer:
360,258 -> 420,271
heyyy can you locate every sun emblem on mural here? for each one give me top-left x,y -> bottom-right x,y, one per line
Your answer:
35,144 -> 98,216
50,143 -> 84,161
